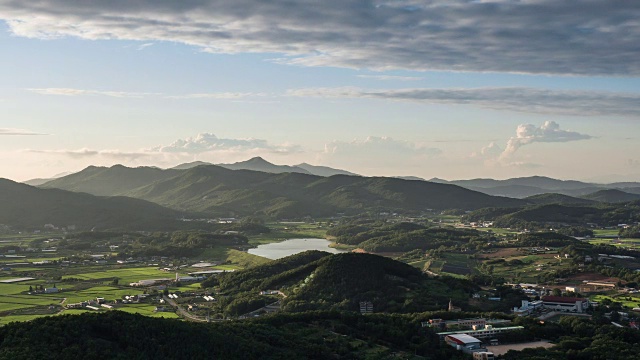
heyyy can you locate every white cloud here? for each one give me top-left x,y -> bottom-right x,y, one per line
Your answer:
166,92 -> 267,100
0,128 -> 48,135
356,75 -> 423,81
471,142 -> 502,159
500,121 -> 592,160
0,1 -> 639,75
137,42 -> 154,50
149,133 -> 301,155
288,87 -> 640,117
27,88 -> 155,98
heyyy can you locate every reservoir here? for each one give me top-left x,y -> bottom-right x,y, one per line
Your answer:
248,238 -> 345,260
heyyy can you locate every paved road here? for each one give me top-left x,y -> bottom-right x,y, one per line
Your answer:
163,294 -> 209,322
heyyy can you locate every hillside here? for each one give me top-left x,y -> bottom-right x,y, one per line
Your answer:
0,179 -> 185,231
581,189 -> 640,203
40,165 -> 181,196
0,311 -> 462,360
327,222 -> 485,252
42,164 -> 526,218
466,203 -> 640,229
219,157 -> 311,174
295,162 -> 358,177
525,193 -> 597,205
212,251 -> 476,313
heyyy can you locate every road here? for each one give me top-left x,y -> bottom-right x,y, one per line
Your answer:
163,294 -> 209,322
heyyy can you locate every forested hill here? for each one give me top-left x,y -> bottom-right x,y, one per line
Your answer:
209,251 -> 476,314
0,311 -> 465,360
40,164 -> 526,218
0,179 -> 185,231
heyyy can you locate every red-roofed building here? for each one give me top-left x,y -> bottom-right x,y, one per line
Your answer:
542,296 -> 589,313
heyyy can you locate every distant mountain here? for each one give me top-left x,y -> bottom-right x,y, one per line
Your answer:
449,176 -> 594,191
171,161 -> 212,170
295,163 -> 357,177
40,165 -> 182,196
0,179 -> 183,230
581,189 -> 640,203
395,176 -> 426,181
42,164 -> 526,218
431,175 -> 640,199
525,193 -> 597,205
465,185 -> 550,198
23,171 -> 75,186
218,157 -> 311,174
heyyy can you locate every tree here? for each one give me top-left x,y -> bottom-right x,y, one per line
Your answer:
29,285 -> 33,293
552,288 -> 562,297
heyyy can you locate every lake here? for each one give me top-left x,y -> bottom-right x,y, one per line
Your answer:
248,238 -> 345,260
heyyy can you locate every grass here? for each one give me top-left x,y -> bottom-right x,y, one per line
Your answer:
225,249 -> 271,268
115,304 -> 180,319
62,266 -> 172,284
591,294 -> 640,309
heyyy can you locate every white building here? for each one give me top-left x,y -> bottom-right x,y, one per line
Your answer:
542,296 -> 589,313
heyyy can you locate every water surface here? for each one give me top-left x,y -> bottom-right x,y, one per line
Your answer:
248,238 -> 344,260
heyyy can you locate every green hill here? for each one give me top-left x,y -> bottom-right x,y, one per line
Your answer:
327,222 -> 484,252
0,178 -> 185,231
581,189 -> 640,203
525,193 -> 597,205
41,164 -> 181,196
42,164 -> 526,218
212,251 -> 476,314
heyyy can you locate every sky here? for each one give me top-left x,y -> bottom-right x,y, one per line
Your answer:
1,0 -> 639,183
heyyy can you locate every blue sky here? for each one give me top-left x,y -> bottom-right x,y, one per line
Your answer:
1,1 -> 639,182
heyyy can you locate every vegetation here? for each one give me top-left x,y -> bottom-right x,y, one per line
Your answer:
39,163 -> 525,219
327,221 -> 485,252
0,310 -> 467,359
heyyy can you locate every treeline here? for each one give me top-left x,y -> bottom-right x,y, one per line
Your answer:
328,221 -> 485,252
501,316 -> 640,360
0,310 -> 468,360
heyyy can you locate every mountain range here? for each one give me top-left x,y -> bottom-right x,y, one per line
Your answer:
169,157 -> 357,177
38,163 -> 524,218
430,176 -> 640,199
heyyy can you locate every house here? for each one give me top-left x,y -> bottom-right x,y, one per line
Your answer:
541,296 -> 589,313
44,287 -> 59,293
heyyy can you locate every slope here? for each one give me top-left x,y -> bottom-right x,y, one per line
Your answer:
40,164 -> 181,196
581,189 -> 640,203
213,251 -> 476,313
0,178 -> 184,231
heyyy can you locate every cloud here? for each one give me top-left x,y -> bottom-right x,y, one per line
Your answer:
24,148 -> 151,160
167,92 -> 267,100
356,75 -> 423,81
500,121 -> 592,160
0,128 -> 48,135
288,87 -> 640,117
149,133 -> 301,155
27,88 -> 154,98
471,142 -> 502,159
1,1 -> 639,75
137,42 -> 154,50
